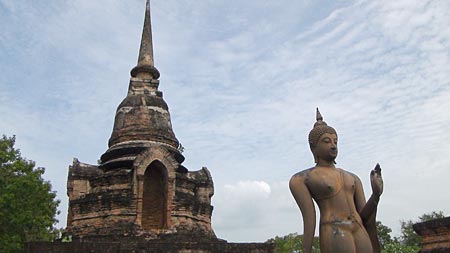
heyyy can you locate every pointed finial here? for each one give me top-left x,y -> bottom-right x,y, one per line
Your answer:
313,108 -> 328,128
131,0 -> 160,79
309,108 -> 337,152
138,0 -> 154,67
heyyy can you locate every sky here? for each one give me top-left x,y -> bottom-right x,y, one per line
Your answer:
1,0 -> 450,243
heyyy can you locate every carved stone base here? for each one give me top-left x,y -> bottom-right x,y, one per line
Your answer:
25,235 -> 275,253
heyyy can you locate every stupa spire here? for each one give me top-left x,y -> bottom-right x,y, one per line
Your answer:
131,0 -> 160,79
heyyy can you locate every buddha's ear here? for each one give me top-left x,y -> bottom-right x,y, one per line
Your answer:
310,145 -> 316,160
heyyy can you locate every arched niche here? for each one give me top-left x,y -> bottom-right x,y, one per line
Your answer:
142,160 -> 168,230
133,146 -> 178,230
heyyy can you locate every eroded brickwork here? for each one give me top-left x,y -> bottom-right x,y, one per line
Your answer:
26,239 -> 276,253
52,1 -> 275,252
414,217 -> 450,253
65,0 -> 217,238
142,162 -> 167,230
66,151 -> 216,239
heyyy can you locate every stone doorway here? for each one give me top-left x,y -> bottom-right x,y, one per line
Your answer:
142,161 -> 168,230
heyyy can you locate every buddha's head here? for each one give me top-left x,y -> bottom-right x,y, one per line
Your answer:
308,108 -> 338,164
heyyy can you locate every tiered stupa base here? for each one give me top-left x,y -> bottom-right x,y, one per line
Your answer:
25,235 -> 275,253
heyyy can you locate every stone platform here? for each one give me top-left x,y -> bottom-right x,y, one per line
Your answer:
25,236 -> 275,253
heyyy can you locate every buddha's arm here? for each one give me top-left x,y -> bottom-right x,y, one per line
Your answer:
359,166 -> 383,222
290,175 -> 316,253
354,175 -> 381,253
354,176 -> 379,222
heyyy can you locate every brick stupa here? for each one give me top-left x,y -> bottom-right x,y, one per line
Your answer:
65,0 -> 215,239
26,1 -> 275,252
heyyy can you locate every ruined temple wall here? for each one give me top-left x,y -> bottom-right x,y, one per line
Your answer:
67,161 -> 139,237
67,151 -> 216,238
414,217 -> 450,253
169,169 -> 215,237
26,240 -> 276,253
68,189 -> 137,237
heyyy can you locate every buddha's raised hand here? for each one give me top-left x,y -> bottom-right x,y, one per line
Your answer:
370,164 -> 383,197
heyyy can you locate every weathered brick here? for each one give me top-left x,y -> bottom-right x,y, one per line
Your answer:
32,1 -> 275,252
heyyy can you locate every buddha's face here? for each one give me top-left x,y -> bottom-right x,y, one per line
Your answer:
313,133 -> 338,163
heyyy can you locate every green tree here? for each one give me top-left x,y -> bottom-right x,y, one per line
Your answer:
270,211 -> 446,253
376,221 -> 393,250
400,210 -> 445,247
383,240 -> 420,253
266,233 -> 320,253
0,135 -> 60,253
379,211 -> 446,253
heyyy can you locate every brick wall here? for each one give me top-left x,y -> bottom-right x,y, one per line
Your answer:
413,216 -> 450,253
25,239 -> 276,253
142,163 -> 167,230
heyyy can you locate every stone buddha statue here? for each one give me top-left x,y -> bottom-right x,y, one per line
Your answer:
290,109 -> 383,253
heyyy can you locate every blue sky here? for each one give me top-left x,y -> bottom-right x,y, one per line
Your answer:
1,0 -> 450,242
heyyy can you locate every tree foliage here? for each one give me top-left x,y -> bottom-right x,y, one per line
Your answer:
400,210 -> 445,248
382,241 -> 420,253
266,233 -> 320,253
271,211 -> 446,253
377,211 -> 445,253
0,135 -> 60,253
376,221 -> 392,249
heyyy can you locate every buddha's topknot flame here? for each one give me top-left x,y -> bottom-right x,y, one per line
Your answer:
308,108 -> 337,150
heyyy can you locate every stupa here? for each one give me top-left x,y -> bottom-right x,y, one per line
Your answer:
65,0 -> 215,239
26,1 -> 275,252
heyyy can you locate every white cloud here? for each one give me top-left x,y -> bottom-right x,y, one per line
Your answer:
1,0 -> 450,243
213,181 -> 300,242
224,180 -> 271,198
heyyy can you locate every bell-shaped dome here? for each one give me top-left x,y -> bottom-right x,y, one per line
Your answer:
100,0 -> 181,168
108,89 -> 179,149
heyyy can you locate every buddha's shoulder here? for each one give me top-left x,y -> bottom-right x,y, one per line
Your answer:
337,168 -> 362,181
290,168 -> 314,189
291,167 -> 315,179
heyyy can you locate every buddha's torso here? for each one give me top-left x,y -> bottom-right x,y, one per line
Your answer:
305,167 -> 363,227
